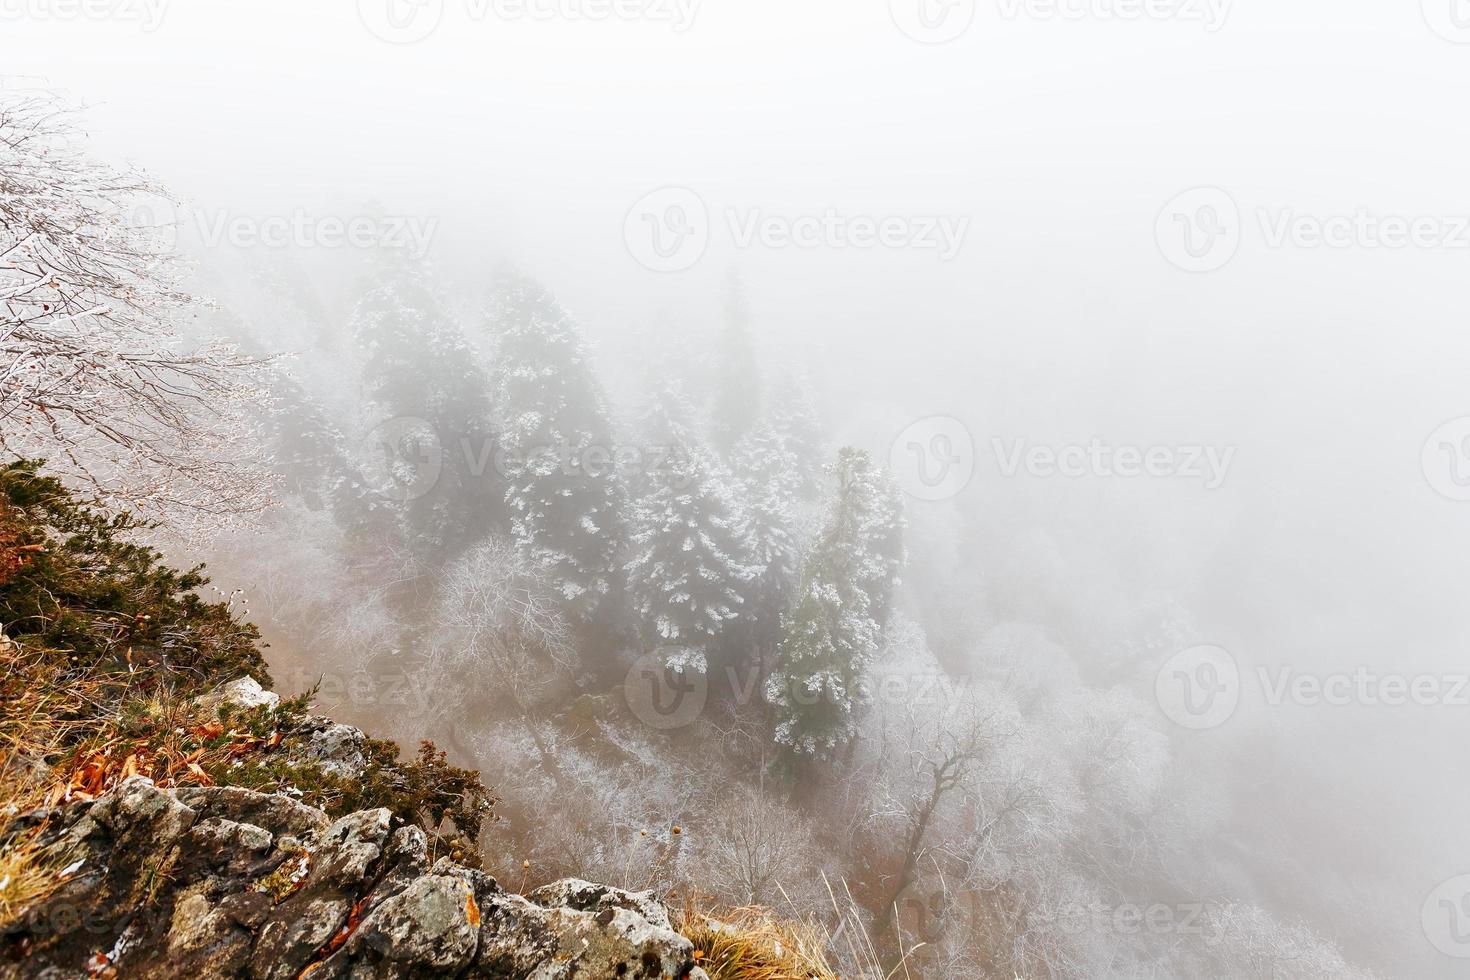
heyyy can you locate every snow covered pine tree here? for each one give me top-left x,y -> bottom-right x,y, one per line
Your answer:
350,253 -> 500,559
766,448 -> 904,763
626,381 -> 759,676
487,273 -> 627,630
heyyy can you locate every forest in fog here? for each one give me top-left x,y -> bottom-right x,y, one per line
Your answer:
7,3 -> 1470,977
158,238 -> 1391,977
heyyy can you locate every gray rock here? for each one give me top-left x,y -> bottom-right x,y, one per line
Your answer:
527,878 -> 674,931
4,759 -> 700,980
383,826 -> 429,872
159,888 -> 254,978
200,676 -> 280,713
250,896 -> 351,980
309,808 -> 392,890
306,722 -> 367,779
89,775 -> 197,851
428,857 -> 501,902
219,890 -> 274,930
181,817 -> 275,875
342,874 -> 480,975
174,785 -> 330,838
475,890 -> 695,979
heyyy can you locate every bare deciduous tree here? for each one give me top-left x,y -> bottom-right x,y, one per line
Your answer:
433,538 -> 575,781
0,95 -> 271,527
690,785 -> 823,912
869,687 -> 1019,943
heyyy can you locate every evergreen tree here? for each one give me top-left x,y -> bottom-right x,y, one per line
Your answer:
264,370 -> 351,513
728,418 -> 804,674
766,448 -> 905,761
486,273 -> 626,625
625,382 -> 758,674
349,255 -> 500,559
710,271 -> 762,456
767,372 -> 826,501
207,307 -> 350,514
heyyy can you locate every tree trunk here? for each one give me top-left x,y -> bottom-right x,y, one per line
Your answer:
873,778 -> 945,946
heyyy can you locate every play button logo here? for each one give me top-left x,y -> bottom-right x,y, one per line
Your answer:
358,0 -> 444,44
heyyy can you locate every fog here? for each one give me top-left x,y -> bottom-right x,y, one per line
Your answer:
8,1 -> 1470,975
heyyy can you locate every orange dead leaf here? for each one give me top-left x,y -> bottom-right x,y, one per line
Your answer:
320,896 -> 369,957
193,722 -> 225,741
466,890 -> 480,927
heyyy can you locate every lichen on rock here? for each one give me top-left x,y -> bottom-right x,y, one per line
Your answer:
1,778 -> 700,980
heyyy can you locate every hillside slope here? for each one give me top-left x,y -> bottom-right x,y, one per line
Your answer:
0,464 -> 737,978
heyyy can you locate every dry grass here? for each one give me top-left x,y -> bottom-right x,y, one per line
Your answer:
0,637 -> 99,784
0,772 -> 79,934
676,876 -> 929,980
0,636 -> 78,931
0,630 -> 297,842
0,824 -> 64,931
681,905 -> 841,980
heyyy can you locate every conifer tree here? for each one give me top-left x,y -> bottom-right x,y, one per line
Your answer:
766,448 -> 905,761
486,273 -> 626,625
625,382 -> 758,674
710,272 -> 762,456
728,418 -> 804,674
767,372 -> 826,501
208,308 -> 350,515
349,255 -> 500,559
